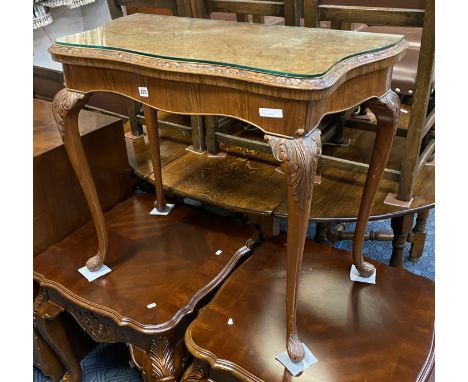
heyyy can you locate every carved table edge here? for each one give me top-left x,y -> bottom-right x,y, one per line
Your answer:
185,322 -> 263,382
32,234 -> 257,334
48,40 -> 407,91
185,315 -> 435,382
417,329 -> 435,382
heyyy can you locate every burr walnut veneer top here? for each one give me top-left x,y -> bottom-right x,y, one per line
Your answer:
55,13 -> 403,78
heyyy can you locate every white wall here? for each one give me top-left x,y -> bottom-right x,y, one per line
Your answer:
33,0 -> 112,70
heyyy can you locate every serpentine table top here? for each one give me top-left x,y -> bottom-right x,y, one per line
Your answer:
49,13 -> 406,137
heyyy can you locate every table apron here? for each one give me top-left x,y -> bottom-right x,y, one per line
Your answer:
63,64 -> 392,137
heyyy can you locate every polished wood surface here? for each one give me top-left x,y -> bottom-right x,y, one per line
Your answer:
155,145 -> 285,216
130,127 -> 434,221
33,99 -> 132,255
49,15 -> 406,360
186,234 -> 435,382
56,14 -> 402,77
126,113 -> 193,180
34,194 -> 257,331
34,194 -> 258,381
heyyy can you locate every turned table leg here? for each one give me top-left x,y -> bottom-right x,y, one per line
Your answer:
390,213 -> 415,268
143,105 -> 167,211
52,88 -> 107,271
352,90 -> 400,277
266,129 -> 321,363
409,208 -> 431,261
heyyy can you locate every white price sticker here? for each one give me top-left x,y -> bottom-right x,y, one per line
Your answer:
259,108 -> 283,118
138,87 -> 149,97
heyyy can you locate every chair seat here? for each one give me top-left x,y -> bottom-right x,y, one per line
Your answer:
34,194 -> 257,333
186,234 -> 435,381
359,26 -> 424,95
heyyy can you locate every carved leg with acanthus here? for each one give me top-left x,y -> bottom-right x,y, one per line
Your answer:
353,90 -> 400,277
52,88 -> 107,271
266,129 -> 321,363
128,337 -> 181,382
181,360 -> 205,381
34,289 -> 82,382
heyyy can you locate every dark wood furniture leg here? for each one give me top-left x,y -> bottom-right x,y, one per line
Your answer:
353,90 -> 400,277
205,116 -> 220,155
180,360 -> 205,381
190,115 -> 206,153
33,328 -> 65,382
314,222 -> 333,246
143,104 -> 167,211
127,99 -> 144,137
391,213 -> 415,268
52,88 -> 107,271
34,290 -> 82,382
409,207 -> 431,261
266,128 -> 321,362
128,337 -> 181,382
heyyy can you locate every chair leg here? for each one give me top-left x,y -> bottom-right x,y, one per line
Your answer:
247,214 -> 280,239
409,208 -> 431,262
205,116 -> 219,155
127,100 -> 144,137
314,222 -> 333,246
190,116 -> 206,153
329,114 -> 346,145
390,213 -> 415,268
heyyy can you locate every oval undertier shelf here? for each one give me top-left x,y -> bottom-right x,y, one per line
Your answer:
127,112 -> 434,222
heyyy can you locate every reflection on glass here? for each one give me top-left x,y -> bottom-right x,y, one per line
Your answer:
56,14 -> 404,78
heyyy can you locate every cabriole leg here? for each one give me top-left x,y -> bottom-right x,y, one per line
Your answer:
52,88 -> 107,271
266,129 -> 321,363
353,90 -> 400,277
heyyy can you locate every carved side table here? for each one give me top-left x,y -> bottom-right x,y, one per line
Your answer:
46,14 -> 407,363
185,234 -> 435,381
34,195 -> 258,381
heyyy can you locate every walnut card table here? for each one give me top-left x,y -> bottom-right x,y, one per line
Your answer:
47,14 -> 407,364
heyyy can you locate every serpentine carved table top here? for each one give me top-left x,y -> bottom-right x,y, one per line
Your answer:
47,14 -> 407,365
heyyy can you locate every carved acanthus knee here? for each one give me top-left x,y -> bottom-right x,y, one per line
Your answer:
149,337 -> 176,381
52,88 -> 87,137
265,128 -> 322,210
181,360 -> 204,381
34,288 -> 64,322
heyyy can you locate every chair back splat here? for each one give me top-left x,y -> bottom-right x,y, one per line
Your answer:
195,0 -> 301,26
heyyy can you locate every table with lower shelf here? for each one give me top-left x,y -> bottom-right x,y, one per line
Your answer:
38,13 -> 408,374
